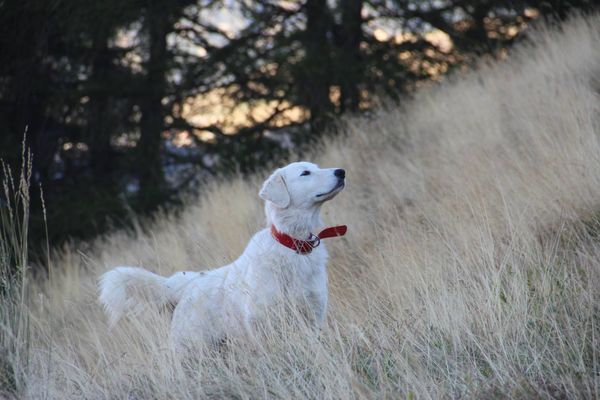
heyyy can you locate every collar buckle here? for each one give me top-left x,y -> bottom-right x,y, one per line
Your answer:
305,233 -> 321,253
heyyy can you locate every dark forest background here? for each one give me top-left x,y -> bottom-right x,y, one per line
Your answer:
0,0 -> 596,252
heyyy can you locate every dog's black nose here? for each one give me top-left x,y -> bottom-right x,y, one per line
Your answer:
334,169 -> 345,179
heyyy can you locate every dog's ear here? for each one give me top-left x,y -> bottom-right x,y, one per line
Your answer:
259,170 -> 290,208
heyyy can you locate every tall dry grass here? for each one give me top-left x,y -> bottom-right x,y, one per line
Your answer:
2,14 -> 600,399
0,142 -> 33,395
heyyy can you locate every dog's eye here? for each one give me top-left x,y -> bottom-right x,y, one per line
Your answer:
300,170 -> 311,176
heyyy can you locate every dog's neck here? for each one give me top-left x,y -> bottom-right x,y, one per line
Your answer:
265,202 -> 323,239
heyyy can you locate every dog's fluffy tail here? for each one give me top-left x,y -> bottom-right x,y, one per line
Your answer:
99,266 -> 195,326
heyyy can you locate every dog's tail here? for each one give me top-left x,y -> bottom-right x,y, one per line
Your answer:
99,266 -> 196,326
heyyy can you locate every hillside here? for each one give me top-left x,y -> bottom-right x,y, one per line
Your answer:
3,14 -> 600,399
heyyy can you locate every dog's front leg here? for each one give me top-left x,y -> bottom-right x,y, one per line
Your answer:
302,290 -> 328,328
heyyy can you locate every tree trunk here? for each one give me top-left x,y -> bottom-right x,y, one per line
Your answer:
88,29 -> 114,180
303,0 -> 333,136
339,0 -> 363,113
10,5 -> 56,184
137,0 -> 170,211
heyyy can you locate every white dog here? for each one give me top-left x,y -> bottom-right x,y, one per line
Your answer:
99,161 -> 346,350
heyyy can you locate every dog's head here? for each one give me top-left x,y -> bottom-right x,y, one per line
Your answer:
259,161 -> 345,209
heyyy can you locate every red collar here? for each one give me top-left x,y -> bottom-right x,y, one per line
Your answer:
270,224 -> 347,254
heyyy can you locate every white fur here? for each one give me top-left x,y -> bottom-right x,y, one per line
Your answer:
98,161 -> 345,350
